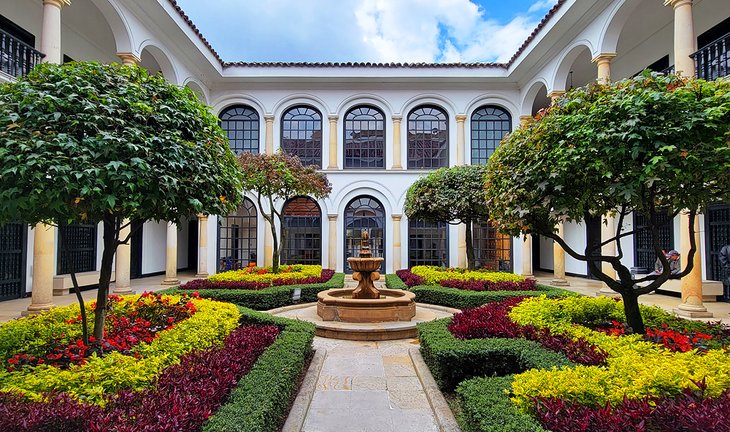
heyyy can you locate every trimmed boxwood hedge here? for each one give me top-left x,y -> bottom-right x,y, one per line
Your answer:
161,273 -> 345,310
410,284 -> 574,309
417,317 -> 572,391
203,307 -> 315,432
384,273 -> 407,290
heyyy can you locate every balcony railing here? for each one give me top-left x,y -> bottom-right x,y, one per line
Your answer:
0,28 -> 44,78
692,32 -> 730,81
660,64 -> 675,75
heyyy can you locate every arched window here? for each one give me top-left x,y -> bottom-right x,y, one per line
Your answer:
218,199 -> 257,271
407,105 -> 448,169
408,219 -> 448,267
471,106 -> 511,165
281,197 -> 322,265
473,220 -> 512,272
344,196 -> 385,273
219,105 -> 260,154
344,105 -> 385,169
281,106 -> 323,168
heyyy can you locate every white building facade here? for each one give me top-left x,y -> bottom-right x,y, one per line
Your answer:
0,0 -> 728,313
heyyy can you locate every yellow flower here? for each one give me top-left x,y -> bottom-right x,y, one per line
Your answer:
219,195 -> 227,204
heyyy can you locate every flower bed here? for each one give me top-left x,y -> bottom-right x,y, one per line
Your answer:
208,264 -> 323,284
182,268 -> 335,291
409,265 -> 524,285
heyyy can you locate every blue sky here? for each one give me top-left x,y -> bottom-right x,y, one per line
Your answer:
174,0 -> 559,63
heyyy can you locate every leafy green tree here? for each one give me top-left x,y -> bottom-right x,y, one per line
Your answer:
405,165 -> 490,270
485,72 -> 730,334
0,62 -> 243,342
238,151 -> 331,273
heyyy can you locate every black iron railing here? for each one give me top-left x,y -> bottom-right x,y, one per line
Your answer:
0,28 -> 43,78
660,64 -> 675,75
692,32 -> 730,81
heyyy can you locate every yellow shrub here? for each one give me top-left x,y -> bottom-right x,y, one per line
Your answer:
410,265 -> 524,285
208,264 -> 322,283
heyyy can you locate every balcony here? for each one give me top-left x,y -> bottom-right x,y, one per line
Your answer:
692,32 -> 730,81
0,28 -> 44,78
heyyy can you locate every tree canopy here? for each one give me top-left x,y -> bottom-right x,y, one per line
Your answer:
238,151 -> 331,273
404,164 -> 490,270
0,62 -> 244,340
485,72 -> 730,333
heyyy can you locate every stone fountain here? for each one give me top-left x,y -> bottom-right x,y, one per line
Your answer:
317,230 -> 416,323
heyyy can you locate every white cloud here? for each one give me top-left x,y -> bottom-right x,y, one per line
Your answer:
527,0 -> 559,14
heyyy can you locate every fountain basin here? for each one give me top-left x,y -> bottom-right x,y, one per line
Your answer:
317,288 -> 416,323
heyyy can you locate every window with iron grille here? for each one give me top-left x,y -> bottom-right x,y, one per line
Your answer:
408,219 -> 448,268
218,199 -> 257,271
407,105 -> 448,169
344,105 -> 385,169
281,197 -> 322,265
344,196 -> 385,273
633,210 -> 674,272
471,106 -> 511,165
219,105 -> 260,154
57,223 -> 97,275
281,106 -> 322,168
705,202 -> 730,282
0,223 -> 26,301
473,220 -> 512,272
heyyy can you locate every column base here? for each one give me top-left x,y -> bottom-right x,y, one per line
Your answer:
551,278 -> 570,286
194,273 -> 209,279
161,278 -> 180,286
674,303 -> 713,318
596,286 -> 621,298
523,274 -> 535,280
22,303 -> 54,316
112,288 -> 136,296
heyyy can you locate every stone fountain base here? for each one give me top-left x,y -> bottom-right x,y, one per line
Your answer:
317,288 -> 416,323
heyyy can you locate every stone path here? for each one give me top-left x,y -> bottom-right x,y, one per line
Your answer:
288,337 -> 453,432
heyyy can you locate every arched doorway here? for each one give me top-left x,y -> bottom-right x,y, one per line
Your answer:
344,196 -> 385,273
281,197 -> 322,265
217,199 -> 257,271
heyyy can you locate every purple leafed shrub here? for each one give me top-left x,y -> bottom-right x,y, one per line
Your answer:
440,278 -> 538,291
395,269 -> 425,287
449,298 -> 608,366
179,269 -> 335,290
532,380 -> 730,432
0,324 -> 279,432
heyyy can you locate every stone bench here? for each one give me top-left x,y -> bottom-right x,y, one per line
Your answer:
53,271 -> 115,296
634,274 -> 723,302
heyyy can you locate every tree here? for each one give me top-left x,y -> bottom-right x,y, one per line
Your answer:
404,165 -> 490,270
484,72 -> 730,334
0,62 -> 243,342
238,152 -> 331,273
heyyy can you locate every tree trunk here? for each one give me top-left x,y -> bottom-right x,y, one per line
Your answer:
621,289 -> 645,335
270,214 -> 280,273
465,220 -> 476,270
92,215 -> 119,342
58,226 -> 89,344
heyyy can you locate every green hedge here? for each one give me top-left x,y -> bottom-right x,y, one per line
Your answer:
384,273 -> 407,289
456,376 -> 547,432
161,273 -> 344,310
203,307 -> 315,432
417,317 -> 572,391
410,284 -> 575,309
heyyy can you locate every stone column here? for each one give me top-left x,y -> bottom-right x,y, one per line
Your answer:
392,115 -> 402,169
113,219 -> 133,295
40,0 -> 70,65
675,213 -> 712,317
24,224 -> 55,315
328,115 -> 339,169
392,215 -> 402,271
521,235 -> 534,278
597,215 -> 619,295
552,219 -> 569,286
519,115 -> 531,127
328,215 -> 337,270
592,53 -> 616,85
161,222 -> 179,285
455,114 -> 467,165
196,214 -> 209,278
264,114 -> 274,155
457,225 -> 467,268
117,52 -> 140,66
665,0 -> 696,77
263,220 -> 273,267
549,90 -> 565,101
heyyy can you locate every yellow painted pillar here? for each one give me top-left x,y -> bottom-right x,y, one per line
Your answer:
665,0 -> 696,77
519,115 -> 531,127
392,115 -> 402,169
264,115 -> 274,155
592,53 -> 616,85
328,215 -> 337,270
263,220 -> 273,267
392,215 -> 402,271
328,115 -> 339,169
549,90 -> 565,101
196,214 -> 209,278
113,219 -> 133,295
117,52 -> 140,66
676,213 -> 711,316
24,224 -> 55,315
552,220 -> 569,286
521,235 -> 534,278
161,222 -> 179,285
457,225 -> 467,268
455,114 -> 467,165
40,0 -> 70,65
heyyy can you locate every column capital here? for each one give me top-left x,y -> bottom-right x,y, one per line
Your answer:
391,214 -> 402,221
549,90 -> 565,100
44,0 -> 71,7
392,115 -> 402,122
455,114 -> 467,123
591,53 -> 616,65
328,114 -> 339,122
664,0 -> 692,8
264,114 -> 275,122
519,115 -> 532,126
197,213 -> 208,220
328,214 -> 338,221
117,52 -> 140,66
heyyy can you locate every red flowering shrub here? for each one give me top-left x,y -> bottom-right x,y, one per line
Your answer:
179,269 -> 335,291
440,278 -> 538,291
395,269 -> 424,287
449,298 -> 608,366
596,321 -> 720,354
0,324 -> 279,432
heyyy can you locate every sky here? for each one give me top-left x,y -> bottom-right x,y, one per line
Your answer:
174,0 -> 560,63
